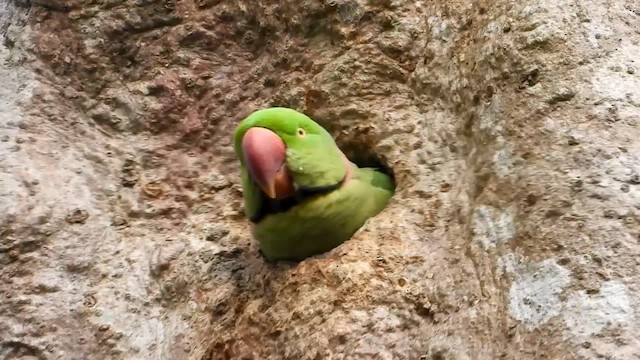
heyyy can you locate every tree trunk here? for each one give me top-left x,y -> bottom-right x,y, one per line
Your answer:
1,0 -> 638,359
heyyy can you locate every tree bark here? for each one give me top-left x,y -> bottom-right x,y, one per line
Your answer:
1,0 -> 638,359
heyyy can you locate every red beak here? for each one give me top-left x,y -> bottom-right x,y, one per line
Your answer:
242,127 -> 295,199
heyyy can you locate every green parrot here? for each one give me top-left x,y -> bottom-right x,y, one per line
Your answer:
233,107 -> 394,261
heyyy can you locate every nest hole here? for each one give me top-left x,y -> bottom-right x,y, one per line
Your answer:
309,115 -> 397,189
335,139 -> 396,189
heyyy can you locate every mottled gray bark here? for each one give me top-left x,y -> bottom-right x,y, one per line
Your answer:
1,0 -> 639,359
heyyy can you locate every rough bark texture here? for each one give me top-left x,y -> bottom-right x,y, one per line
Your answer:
1,0 -> 639,359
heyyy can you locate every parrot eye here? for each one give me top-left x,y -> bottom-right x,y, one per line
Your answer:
296,128 -> 306,137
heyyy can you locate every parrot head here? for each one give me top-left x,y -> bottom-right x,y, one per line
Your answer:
234,107 -> 350,219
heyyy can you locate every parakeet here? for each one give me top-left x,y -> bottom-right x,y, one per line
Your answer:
233,107 -> 394,261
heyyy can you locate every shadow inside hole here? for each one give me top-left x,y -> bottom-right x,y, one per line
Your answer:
336,141 -> 396,189
308,118 -> 396,189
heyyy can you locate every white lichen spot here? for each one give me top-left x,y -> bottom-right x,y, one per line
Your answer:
492,146 -> 517,179
501,256 -> 572,330
562,281 -> 633,341
485,21 -> 502,34
496,253 -> 525,276
477,98 -> 503,135
427,16 -> 455,43
472,205 -> 516,250
580,9 -> 613,48
592,56 -> 640,103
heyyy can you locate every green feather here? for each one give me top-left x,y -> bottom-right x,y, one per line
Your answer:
233,107 -> 395,261
255,165 -> 394,261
